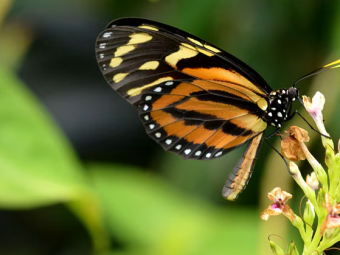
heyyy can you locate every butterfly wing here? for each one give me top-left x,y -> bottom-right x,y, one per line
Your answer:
96,18 -> 272,105
138,79 -> 267,160
95,18 -> 271,199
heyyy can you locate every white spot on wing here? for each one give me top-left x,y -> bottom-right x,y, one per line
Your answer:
154,87 -> 162,92
149,124 -> 155,130
278,99 -> 282,104
165,81 -> 174,86
155,132 -> 161,138
268,112 -> 272,117
215,151 -> 222,157
144,115 -> 149,121
184,149 -> 191,155
277,112 -> 283,118
206,153 -> 212,158
165,139 -> 172,145
103,32 -> 112,38
99,43 -> 107,49
176,144 -> 182,150
195,151 -> 201,156
145,95 -> 152,101
143,104 -> 149,111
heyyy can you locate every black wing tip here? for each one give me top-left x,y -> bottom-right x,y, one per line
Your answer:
106,17 -> 158,29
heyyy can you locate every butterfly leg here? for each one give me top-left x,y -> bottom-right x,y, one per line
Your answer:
286,110 -> 331,138
264,137 -> 292,174
266,127 -> 281,139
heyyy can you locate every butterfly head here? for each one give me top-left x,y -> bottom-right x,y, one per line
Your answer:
287,87 -> 299,101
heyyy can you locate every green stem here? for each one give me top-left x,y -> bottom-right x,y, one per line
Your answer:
305,224 -> 322,254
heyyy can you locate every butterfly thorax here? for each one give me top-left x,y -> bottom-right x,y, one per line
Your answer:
263,87 -> 298,128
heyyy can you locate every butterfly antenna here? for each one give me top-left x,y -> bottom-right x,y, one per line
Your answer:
293,58 -> 340,88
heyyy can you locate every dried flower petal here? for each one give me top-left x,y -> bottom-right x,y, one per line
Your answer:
281,126 -> 309,161
281,136 -> 306,161
289,126 -> 310,142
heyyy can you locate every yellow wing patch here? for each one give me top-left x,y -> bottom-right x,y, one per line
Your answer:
138,25 -> 159,31
139,61 -> 159,70
165,45 -> 199,68
114,45 -> 136,57
126,77 -> 174,97
128,33 -> 152,45
109,57 -> 123,68
204,44 -> 221,53
113,73 -> 129,83
187,37 -> 203,47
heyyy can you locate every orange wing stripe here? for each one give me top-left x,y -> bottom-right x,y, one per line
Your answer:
150,110 -> 177,127
152,95 -> 186,110
184,125 -> 217,144
215,81 -> 264,102
192,80 -> 252,101
230,114 -> 267,133
163,120 -> 197,137
182,67 -> 264,95
176,98 -> 250,120
205,129 -> 236,149
170,82 -> 204,95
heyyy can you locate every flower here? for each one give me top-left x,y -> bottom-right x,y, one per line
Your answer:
302,92 -> 333,149
306,172 -> 319,191
261,187 -> 296,222
281,126 -> 310,161
320,193 -> 340,236
281,126 -> 323,174
302,92 -> 325,125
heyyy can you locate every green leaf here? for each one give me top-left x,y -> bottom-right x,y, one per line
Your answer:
0,69 -> 108,251
89,163 -> 261,255
0,68 -> 85,206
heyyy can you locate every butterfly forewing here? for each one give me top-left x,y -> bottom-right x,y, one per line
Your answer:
95,18 -> 273,200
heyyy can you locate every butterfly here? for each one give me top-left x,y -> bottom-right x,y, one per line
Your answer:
95,17 -> 339,201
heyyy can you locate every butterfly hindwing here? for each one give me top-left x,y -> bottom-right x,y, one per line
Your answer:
138,80 -> 267,160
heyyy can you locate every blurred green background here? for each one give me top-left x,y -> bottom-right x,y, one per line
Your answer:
1,0 -> 340,254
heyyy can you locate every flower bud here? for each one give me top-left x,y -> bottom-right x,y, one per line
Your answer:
288,241 -> 299,255
269,240 -> 285,255
304,200 -> 315,227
